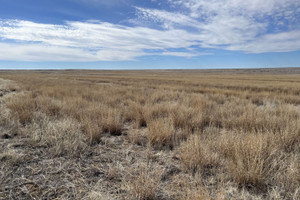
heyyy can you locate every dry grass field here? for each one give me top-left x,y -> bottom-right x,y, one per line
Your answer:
0,68 -> 299,200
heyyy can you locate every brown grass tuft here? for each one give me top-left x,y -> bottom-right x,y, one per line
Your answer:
222,132 -> 279,189
7,93 -> 36,125
102,108 -> 123,136
126,166 -> 162,200
180,134 -> 221,173
147,118 -> 176,149
27,116 -> 88,157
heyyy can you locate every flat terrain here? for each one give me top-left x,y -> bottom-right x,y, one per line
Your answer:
0,68 -> 299,199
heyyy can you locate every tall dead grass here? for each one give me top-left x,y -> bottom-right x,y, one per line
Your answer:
222,132 -> 279,189
125,165 -> 162,200
25,113 -> 88,157
0,69 -> 300,199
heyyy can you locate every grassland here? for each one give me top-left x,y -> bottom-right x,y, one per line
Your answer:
0,68 -> 299,199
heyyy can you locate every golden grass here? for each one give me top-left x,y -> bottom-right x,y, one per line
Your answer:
0,68 -> 300,199
26,116 -> 88,157
222,132 -> 278,188
180,134 -> 221,173
125,165 -> 162,200
147,117 -> 175,149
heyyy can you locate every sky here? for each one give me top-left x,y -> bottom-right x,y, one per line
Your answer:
0,0 -> 300,69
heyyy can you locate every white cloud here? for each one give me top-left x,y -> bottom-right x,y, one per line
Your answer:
227,30 -> 300,53
0,43 -> 98,62
170,0 -> 300,18
161,51 -> 210,57
0,19 -> 203,61
0,0 -> 300,62
140,0 -> 300,52
136,7 -> 201,29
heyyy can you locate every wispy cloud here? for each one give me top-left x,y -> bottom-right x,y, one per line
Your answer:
0,19 -> 202,61
139,0 -> 300,51
227,30 -> 300,53
0,0 -> 299,62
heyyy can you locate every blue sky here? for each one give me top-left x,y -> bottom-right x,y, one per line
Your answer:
0,0 -> 300,69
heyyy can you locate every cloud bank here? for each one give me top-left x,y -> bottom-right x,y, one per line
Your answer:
0,0 -> 300,61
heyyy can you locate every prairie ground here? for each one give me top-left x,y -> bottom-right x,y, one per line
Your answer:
0,68 -> 299,200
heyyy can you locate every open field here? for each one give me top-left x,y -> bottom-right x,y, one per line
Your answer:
0,68 -> 300,199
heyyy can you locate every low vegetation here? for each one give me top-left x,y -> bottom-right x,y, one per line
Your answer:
0,68 -> 299,199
